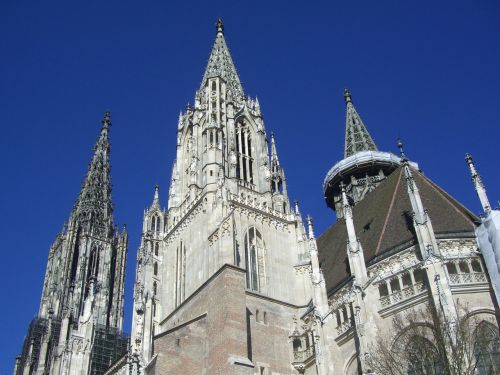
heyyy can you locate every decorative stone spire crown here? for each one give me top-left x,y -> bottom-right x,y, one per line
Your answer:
200,19 -> 244,100
72,111 -> 113,233
344,88 -> 378,158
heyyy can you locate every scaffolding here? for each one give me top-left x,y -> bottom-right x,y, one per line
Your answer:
16,317 -> 61,375
90,325 -> 129,375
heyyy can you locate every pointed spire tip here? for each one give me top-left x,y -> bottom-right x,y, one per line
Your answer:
216,18 -> 224,35
102,111 -> 111,129
397,138 -> 407,161
344,88 -> 352,104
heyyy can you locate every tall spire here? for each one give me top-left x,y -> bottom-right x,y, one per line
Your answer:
344,88 -> 378,158
465,153 -> 491,216
200,19 -> 244,100
73,111 -> 113,232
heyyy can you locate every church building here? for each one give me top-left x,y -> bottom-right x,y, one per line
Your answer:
116,20 -> 499,375
15,19 -> 500,375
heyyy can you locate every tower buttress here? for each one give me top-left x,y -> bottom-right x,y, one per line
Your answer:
398,140 -> 458,328
340,182 -> 368,284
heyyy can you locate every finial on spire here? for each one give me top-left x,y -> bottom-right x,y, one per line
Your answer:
294,199 -> 300,215
102,111 -> 111,130
216,18 -> 224,35
306,215 -> 315,239
152,184 -> 160,207
397,138 -> 407,161
344,88 -> 352,104
465,153 -> 491,215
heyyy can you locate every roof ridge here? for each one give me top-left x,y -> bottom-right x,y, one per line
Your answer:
374,167 -> 404,255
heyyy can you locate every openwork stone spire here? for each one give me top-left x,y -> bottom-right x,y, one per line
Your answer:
200,18 -> 244,100
344,88 -> 378,158
73,111 -> 113,233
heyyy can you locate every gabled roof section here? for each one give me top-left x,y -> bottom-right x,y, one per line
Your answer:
200,19 -> 244,99
344,89 -> 378,158
317,165 -> 478,292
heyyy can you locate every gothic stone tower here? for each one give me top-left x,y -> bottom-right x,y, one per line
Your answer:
127,20 -> 331,375
14,113 -> 129,375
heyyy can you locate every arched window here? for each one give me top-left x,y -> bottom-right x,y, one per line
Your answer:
154,243 -> 159,256
153,262 -> 158,276
406,336 -> 443,375
153,281 -> 157,296
475,321 -> 500,374
244,227 -> 266,292
151,215 -> 160,233
235,120 -> 254,184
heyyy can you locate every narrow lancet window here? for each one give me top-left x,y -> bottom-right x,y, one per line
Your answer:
244,227 -> 266,292
235,120 -> 254,185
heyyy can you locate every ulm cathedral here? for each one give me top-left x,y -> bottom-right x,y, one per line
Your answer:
14,20 -> 500,375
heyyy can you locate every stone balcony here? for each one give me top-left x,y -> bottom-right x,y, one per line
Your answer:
380,281 -> 426,308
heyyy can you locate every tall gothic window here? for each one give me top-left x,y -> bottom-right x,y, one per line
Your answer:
151,215 -> 160,233
244,227 -> 266,292
475,321 -> 500,374
235,120 -> 254,184
175,241 -> 186,306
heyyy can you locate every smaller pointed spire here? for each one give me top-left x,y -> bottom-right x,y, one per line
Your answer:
152,184 -> 160,208
343,89 -> 378,158
465,153 -> 491,215
270,131 -> 280,168
294,199 -> 300,215
306,215 -> 315,239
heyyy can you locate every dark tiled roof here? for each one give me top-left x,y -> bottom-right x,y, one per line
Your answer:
317,166 -> 478,293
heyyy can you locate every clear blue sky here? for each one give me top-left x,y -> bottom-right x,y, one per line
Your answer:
1,0 -> 499,371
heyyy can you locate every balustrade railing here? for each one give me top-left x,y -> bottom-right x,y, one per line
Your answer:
293,346 -> 314,363
228,193 -> 293,221
449,272 -> 487,285
379,282 -> 426,308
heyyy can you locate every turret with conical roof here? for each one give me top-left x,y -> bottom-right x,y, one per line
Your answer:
324,89 -> 407,218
